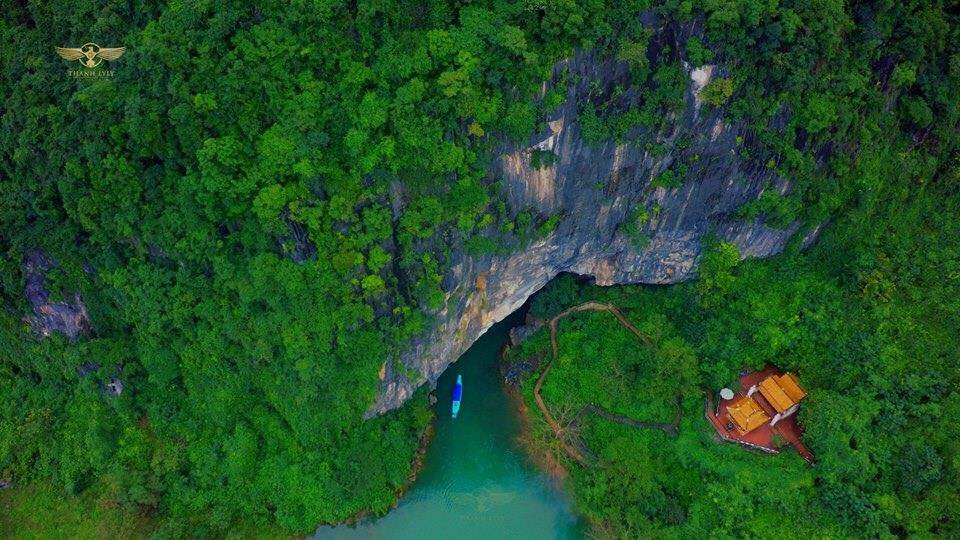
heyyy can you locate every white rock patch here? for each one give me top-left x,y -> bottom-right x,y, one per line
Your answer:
690,64 -> 715,110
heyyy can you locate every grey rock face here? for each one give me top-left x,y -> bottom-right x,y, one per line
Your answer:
23,250 -> 91,341
368,46 -> 811,416
508,314 -> 544,348
282,215 -> 317,264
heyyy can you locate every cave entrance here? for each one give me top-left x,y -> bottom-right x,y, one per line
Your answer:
317,276 -> 583,538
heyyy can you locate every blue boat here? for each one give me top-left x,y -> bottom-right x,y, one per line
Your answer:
451,374 -> 463,418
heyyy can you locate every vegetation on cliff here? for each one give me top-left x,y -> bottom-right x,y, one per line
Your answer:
2,0 -> 958,535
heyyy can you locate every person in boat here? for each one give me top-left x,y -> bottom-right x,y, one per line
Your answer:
451,374 -> 463,418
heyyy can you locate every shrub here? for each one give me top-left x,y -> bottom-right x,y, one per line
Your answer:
699,78 -> 733,106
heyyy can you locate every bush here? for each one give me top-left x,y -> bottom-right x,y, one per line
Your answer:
578,102 -> 609,146
699,78 -> 733,106
530,149 -> 558,169
651,169 -> 682,189
685,36 -> 715,66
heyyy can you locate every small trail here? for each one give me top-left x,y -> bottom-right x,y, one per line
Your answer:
532,302 -> 680,466
575,401 -> 680,439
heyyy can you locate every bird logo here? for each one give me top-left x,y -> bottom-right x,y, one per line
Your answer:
56,43 -> 125,68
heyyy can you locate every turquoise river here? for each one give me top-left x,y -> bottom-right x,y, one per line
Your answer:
314,313 -> 583,539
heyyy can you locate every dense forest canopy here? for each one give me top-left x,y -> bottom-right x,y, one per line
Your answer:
1,0 -> 958,536
511,171 -> 960,535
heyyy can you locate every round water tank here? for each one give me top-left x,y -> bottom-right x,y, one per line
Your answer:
719,388 -> 735,400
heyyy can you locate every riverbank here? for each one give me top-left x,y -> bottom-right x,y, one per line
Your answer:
315,312 -> 582,538
338,413 -> 436,528
381,412 -> 436,515
499,347 -> 571,486
498,294 -> 695,536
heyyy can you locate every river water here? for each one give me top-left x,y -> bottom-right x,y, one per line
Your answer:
314,313 -> 583,539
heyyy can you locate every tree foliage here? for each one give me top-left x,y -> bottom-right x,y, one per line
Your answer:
1,0 -> 958,536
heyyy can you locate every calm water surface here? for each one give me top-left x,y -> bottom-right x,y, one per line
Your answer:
314,314 -> 583,539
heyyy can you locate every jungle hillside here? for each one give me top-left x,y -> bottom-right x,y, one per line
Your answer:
2,0 -> 959,537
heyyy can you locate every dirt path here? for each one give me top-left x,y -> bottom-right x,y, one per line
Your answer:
576,402 -> 680,438
532,302 -> 681,466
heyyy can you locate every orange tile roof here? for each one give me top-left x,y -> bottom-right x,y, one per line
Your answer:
777,373 -> 807,403
727,396 -> 770,433
758,374 -> 802,414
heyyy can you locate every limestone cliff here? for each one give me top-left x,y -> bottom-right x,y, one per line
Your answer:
368,26 -> 817,416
